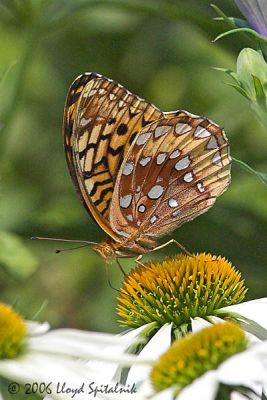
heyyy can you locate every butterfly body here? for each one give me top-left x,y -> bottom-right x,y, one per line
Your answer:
63,73 -> 231,262
93,236 -> 156,262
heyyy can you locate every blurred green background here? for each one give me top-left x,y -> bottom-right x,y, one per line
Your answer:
0,0 -> 266,333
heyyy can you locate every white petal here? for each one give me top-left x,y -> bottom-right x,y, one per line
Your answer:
207,315 -> 265,345
217,347 -> 267,386
206,316 -> 260,344
231,393 -> 244,400
87,325 -> 152,381
36,328 -> 140,345
231,389 -> 262,400
231,392 -> 249,400
119,324 -> 152,342
152,387 -> 175,400
176,371 -> 218,400
222,298 -> 267,332
87,323 -> 156,381
0,353 -> 98,400
26,321 -> 50,336
245,339 -> 267,359
244,331 -> 262,344
135,380 -> 155,398
191,317 -> 212,332
28,328 -> 148,366
125,384 -> 174,400
207,316 -> 225,324
126,324 -> 172,387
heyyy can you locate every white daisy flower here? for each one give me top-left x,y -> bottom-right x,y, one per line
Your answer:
0,303 -> 150,400
92,322 -> 267,400
147,322 -> 266,400
117,253 -> 267,355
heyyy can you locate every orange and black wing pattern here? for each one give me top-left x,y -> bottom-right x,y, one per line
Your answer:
63,73 -> 165,239
109,112 -> 231,241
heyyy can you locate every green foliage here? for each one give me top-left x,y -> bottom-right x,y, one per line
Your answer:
216,49 -> 267,130
233,157 -> 267,185
214,27 -> 267,44
0,231 -> 38,277
211,3 -> 267,44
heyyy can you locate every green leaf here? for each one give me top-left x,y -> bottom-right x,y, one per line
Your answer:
252,75 -> 266,107
210,4 -> 228,18
0,62 -> 16,91
233,157 -> 267,185
236,49 -> 267,128
0,230 -> 38,278
212,67 -> 238,82
213,27 -> 267,44
228,17 -> 250,29
226,83 -> 249,98
210,4 -> 234,25
211,4 -> 249,29
237,49 -> 267,90
217,49 -> 267,130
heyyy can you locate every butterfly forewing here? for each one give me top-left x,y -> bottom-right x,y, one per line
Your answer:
63,73 -> 172,239
109,113 -> 231,241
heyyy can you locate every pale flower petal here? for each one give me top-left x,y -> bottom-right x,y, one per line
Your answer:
235,0 -> 267,37
221,298 -> 267,339
87,325 -> 151,381
0,352 -> 97,400
217,344 -> 267,386
152,387 -> 174,400
135,380 -> 155,398
34,328 -> 141,345
126,324 -> 172,387
26,321 -> 50,336
222,298 -> 267,328
231,391 -> 260,400
206,316 -> 225,324
28,328 -> 148,366
176,371 -> 218,400
119,324 -> 152,340
191,317 -> 212,332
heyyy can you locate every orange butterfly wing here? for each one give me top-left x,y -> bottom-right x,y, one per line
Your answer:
63,73 -> 170,240
63,73 -> 231,248
109,112 -> 231,241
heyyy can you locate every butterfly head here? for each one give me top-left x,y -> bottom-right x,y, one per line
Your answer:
93,238 -> 141,262
93,240 -> 118,263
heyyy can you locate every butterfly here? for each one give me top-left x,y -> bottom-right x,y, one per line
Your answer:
63,72 -> 231,262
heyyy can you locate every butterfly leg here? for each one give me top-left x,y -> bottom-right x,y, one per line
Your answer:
151,239 -> 193,257
104,263 -> 120,293
116,259 -> 127,276
134,254 -> 146,267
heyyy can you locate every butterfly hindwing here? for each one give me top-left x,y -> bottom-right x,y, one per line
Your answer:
109,112 -> 231,241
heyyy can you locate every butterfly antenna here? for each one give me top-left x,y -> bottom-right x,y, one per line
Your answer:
55,244 -> 92,254
31,236 -> 98,246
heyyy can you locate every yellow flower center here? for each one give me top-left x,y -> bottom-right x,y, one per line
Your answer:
117,254 -> 247,330
0,303 -> 26,359
151,322 -> 247,394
